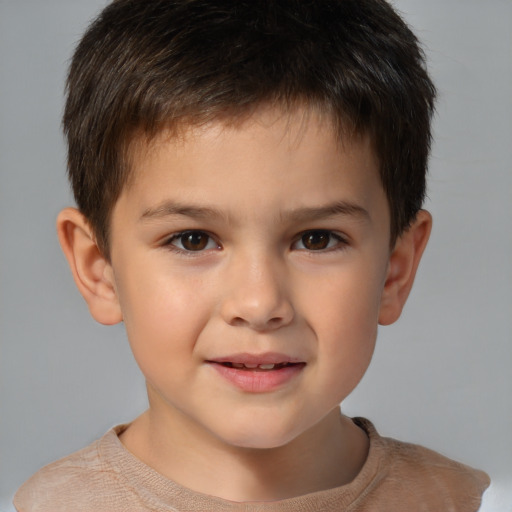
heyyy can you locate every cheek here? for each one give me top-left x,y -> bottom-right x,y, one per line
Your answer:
307,264 -> 383,335
303,264 -> 383,382
115,268 -> 213,372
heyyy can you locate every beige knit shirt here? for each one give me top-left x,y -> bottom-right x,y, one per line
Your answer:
14,418 -> 489,511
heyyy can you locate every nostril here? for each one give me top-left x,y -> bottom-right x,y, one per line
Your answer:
229,316 -> 247,327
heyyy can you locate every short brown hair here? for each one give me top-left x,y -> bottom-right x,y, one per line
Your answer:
63,0 -> 436,258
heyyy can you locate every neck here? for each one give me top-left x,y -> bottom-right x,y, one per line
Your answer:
120,405 -> 368,502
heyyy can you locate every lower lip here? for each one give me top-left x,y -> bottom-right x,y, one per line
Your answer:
209,363 -> 305,393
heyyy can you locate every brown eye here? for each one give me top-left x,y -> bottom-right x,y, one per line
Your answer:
169,231 -> 217,252
181,231 -> 209,251
300,230 -> 332,250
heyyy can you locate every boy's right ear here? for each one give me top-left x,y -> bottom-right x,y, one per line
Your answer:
56,208 -> 122,325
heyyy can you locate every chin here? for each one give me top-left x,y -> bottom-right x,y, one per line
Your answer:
213,415 -> 304,450
226,433 -> 297,451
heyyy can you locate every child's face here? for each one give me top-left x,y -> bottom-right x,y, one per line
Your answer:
108,108 -> 393,449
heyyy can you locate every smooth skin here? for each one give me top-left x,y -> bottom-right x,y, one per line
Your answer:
57,107 -> 431,502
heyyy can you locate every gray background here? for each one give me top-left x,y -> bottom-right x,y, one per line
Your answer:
1,0 -> 511,508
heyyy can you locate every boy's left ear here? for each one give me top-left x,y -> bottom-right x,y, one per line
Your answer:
378,210 -> 432,325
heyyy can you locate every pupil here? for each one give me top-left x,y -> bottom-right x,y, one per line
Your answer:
303,231 -> 329,250
182,232 -> 208,251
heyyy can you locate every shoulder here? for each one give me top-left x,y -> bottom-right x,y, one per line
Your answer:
384,435 -> 490,497
354,418 -> 490,512
13,426 -> 139,512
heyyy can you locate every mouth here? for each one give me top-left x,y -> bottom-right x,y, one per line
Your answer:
207,352 -> 305,370
206,354 -> 306,392
214,362 -> 302,371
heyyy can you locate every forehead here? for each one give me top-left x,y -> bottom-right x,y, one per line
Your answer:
114,106 -> 387,234
126,105 -> 376,186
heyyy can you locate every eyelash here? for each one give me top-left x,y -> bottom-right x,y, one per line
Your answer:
292,230 -> 349,252
163,230 -> 221,254
162,229 -> 349,254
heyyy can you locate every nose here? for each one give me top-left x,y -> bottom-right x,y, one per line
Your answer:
219,251 -> 294,332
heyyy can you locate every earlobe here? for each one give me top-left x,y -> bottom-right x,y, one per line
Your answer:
378,210 -> 432,326
56,207 -> 123,325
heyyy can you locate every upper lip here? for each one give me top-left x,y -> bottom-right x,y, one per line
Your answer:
207,352 -> 304,365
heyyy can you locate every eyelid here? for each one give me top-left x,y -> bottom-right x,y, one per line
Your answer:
159,228 -> 348,254
162,230 -> 221,253
292,229 -> 349,251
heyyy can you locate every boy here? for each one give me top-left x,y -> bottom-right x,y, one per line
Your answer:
14,0 -> 490,510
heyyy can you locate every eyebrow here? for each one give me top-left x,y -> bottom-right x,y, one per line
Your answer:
140,202 -> 226,222
139,199 -> 370,223
280,201 -> 370,224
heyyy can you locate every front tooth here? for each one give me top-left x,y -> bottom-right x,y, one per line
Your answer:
244,363 -> 258,369
232,363 -> 245,369
259,364 -> 275,370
